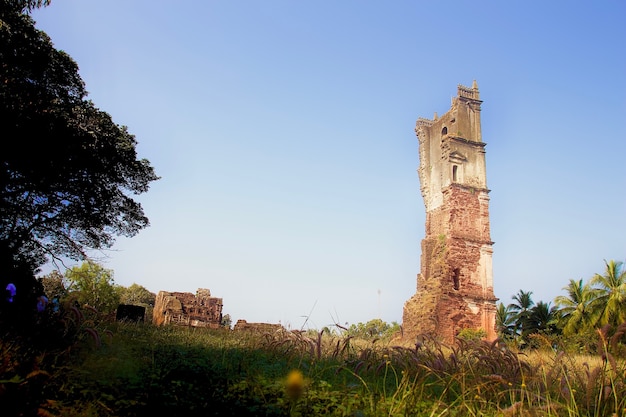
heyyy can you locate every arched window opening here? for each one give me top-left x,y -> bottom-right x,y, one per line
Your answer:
452,165 -> 458,182
441,126 -> 448,136
452,268 -> 460,291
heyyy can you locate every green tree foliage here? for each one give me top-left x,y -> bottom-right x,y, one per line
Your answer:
550,259 -> 626,350
65,261 -> 119,315
504,291 -> 560,344
0,3 -> 158,280
117,283 -> 155,307
508,289 -> 534,337
589,260 -> 626,328
456,327 -> 487,341
525,301 -> 558,335
554,278 -> 596,335
495,302 -> 516,339
2,1 -> 50,13
347,319 -> 400,340
39,269 -> 68,301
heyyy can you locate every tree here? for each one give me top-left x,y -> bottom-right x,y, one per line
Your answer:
589,260 -> 626,328
39,269 -> 68,301
65,261 -> 119,315
495,302 -> 517,339
347,319 -> 400,340
3,1 -> 51,13
526,301 -> 558,335
508,290 -> 534,337
0,3 -> 158,290
554,278 -> 597,335
117,283 -> 155,307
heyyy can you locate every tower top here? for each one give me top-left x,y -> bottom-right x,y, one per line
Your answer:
457,80 -> 480,101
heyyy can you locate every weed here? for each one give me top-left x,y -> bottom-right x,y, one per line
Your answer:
3,317 -> 626,416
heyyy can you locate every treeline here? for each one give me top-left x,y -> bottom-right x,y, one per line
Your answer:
39,261 -> 156,317
496,259 -> 626,350
34,258 -> 625,348
39,260 -> 234,328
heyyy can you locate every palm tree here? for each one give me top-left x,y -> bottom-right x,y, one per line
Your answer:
526,301 -> 558,335
508,290 -> 534,336
554,278 -> 597,335
495,302 -> 516,339
589,260 -> 626,328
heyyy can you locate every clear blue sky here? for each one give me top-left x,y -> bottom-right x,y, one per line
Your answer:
33,1 -> 625,330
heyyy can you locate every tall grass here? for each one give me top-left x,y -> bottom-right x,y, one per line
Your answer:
2,311 -> 625,416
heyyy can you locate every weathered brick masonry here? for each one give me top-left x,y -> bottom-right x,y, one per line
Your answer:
402,82 -> 497,344
153,288 -> 223,328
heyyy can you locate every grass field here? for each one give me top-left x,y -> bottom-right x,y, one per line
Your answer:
2,317 -> 625,416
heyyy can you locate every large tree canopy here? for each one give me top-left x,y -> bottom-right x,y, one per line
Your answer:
0,3 -> 158,272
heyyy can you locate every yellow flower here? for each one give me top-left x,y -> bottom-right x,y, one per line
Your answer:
285,369 -> 304,399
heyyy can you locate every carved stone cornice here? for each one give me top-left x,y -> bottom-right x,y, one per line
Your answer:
443,183 -> 491,194
416,117 -> 434,127
447,135 -> 486,147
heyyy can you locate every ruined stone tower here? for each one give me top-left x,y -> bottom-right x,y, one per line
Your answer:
402,81 -> 497,343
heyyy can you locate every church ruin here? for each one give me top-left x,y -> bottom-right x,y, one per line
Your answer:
402,81 -> 497,343
153,288 -> 223,328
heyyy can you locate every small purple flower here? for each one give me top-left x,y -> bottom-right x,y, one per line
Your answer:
6,283 -> 16,303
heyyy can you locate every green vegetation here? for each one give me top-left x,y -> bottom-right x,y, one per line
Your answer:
346,318 -> 401,341
1,3 -> 625,416
64,262 -> 121,316
117,283 -> 156,308
497,260 -> 626,351
39,262 -> 156,316
0,258 -> 623,416
0,0 -> 158,324
1,306 -> 625,416
2,248 -> 624,416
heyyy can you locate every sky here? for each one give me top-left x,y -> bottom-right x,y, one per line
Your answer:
32,1 -> 625,330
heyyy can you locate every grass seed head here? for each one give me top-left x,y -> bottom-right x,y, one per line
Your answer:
285,369 -> 305,399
